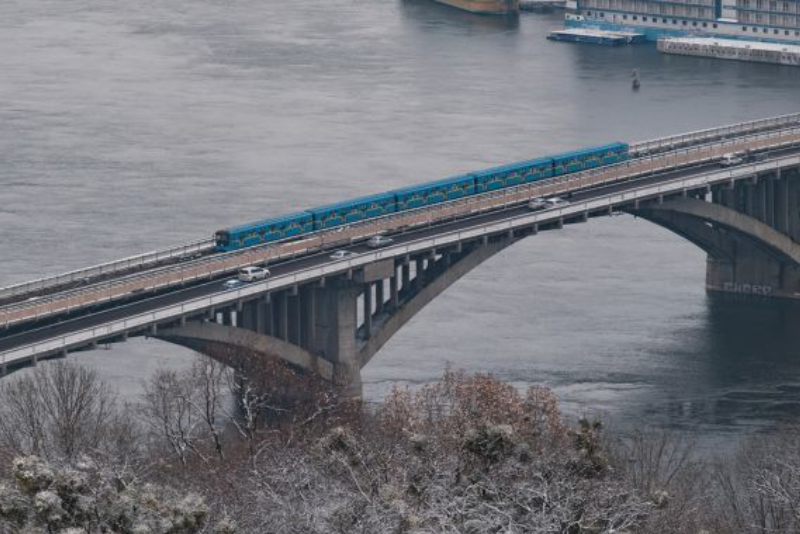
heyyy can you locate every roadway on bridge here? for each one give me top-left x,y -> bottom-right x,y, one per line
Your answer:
3,143 -> 800,355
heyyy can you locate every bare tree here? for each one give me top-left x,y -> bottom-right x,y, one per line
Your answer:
141,367 -> 206,466
0,362 -> 132,463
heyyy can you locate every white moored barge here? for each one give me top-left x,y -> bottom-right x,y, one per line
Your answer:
658,37 -> 800,66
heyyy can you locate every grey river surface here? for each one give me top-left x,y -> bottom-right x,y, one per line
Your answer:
2,0 -> 800,450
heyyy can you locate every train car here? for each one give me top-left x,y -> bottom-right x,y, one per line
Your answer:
393,174 -> 476,211
473,157 -> 553,193
551,142 -> 629,176
597,142 -> 629,165
215,212 -> 314,252
307,192 -> 397,230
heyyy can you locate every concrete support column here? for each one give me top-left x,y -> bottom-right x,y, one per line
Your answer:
280,293 -> 289,341
442,252 -> 452,269
363,284 -> 373,339
401,263 -> 411,296
415,257 -> 425,292
312,279 -> 361,398
739,181 -> 754,217
753,179 -> 766,222
763,178 -> 774,228
788,177 -> 800,242
292,292 -> 301,345
264,296 -> 273,336
775,176 -> 789,235
304,287 -> 316,351
390,272 -> 399,309
375,280 -> 385,314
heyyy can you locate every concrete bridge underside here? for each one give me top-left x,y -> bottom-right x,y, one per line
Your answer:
156,237 -> 517,398
633,167 -> 800,299
156,166 -> 800,397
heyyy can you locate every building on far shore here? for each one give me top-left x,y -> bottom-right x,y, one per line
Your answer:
563,0 -> 800,44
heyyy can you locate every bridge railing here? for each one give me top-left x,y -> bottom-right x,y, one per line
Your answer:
5,151 -> 800,369
3,125 -> 800,329
629,111 -> 800,157
0,238 -> 215,303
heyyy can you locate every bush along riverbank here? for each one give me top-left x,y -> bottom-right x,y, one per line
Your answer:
0,359 -> 797,533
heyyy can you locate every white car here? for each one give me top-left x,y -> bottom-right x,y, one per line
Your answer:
719,153 -> 744,167
237,266 -> 270,282
330,250 -> 358,260
528,198 -> 549,211
544,196 -> 569,207
367,235 -> 394,248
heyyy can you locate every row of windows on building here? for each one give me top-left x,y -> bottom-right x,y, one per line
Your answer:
737,0 -> 800,14
586,10 -> 800,32
582,0 -> 800,14
739,11 -> 800,27
582,0 -> 715,10
581,0 -> 715,18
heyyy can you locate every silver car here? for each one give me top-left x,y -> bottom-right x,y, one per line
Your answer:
222,279 -> 244,291
367,235 -> 394,248
528,198 -> 549,211
330,250 -> 358,260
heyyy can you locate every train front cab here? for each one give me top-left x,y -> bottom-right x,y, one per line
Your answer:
214,213 -> 313,252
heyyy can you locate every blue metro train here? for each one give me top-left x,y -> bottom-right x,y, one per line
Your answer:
214,142 -> 629,252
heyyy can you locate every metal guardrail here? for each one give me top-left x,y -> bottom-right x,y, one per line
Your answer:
4,152 -> 800,368
0,238 -> 215,302
2,125 -> 800,329
629,111 -> 800,157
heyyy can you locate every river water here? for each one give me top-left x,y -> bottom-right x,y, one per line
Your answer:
2,0 -> 800,449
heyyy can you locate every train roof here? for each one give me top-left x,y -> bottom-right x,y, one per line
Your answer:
223,211 -> 312,235
392,173 -> 474,195
550,142 -> 628,160
305,191 -> 397,215
471,156 -> 553,178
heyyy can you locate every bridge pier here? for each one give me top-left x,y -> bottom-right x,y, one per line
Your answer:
636,166 -> 800,300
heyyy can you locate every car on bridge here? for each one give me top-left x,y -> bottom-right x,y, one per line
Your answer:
237,266 -> 271,282
528,196 -> 570,211
745,150 -> 768,163
367,235 -> 394,248
719,152 -> 744,167
330,250 -> 358,260
222,279 -> 245,291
